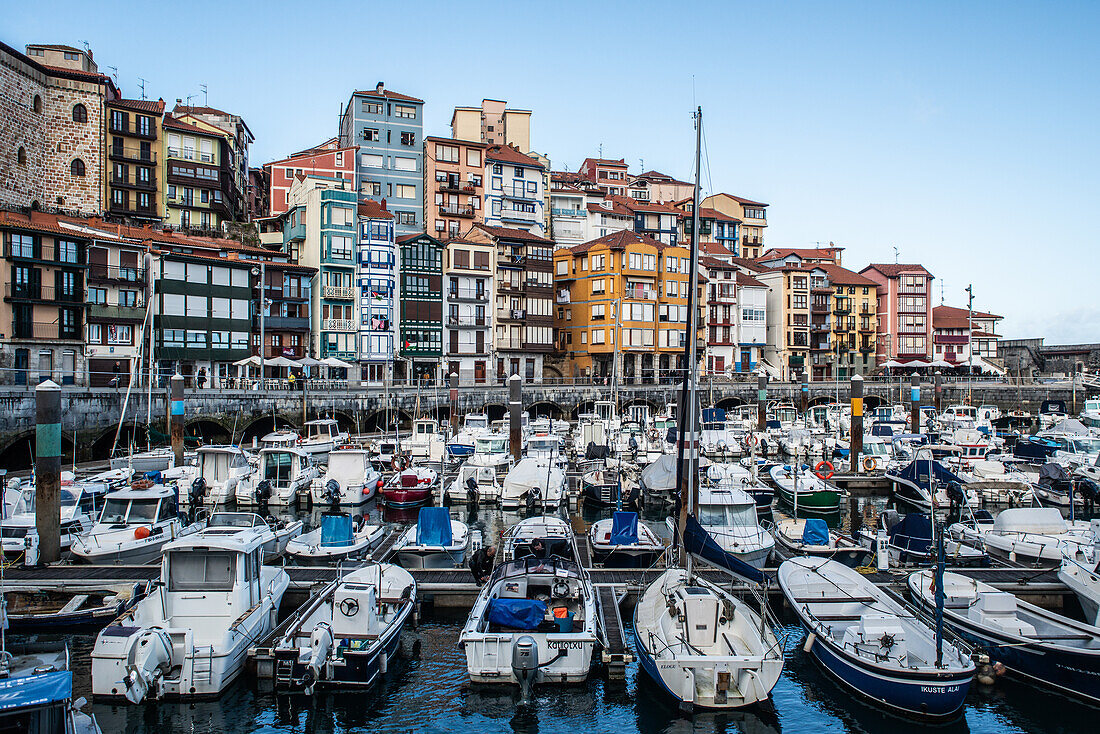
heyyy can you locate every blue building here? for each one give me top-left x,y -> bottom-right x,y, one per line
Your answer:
339,82 -> 424,237
356,199 -> 396,384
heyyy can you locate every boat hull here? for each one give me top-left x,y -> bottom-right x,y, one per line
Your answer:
395,548 -> 467,569
380,489 -> 433,508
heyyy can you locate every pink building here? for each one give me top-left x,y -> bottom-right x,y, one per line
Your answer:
264,138 -> 356,215
859,263 -> 935,364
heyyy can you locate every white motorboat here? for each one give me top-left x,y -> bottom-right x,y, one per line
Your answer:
589,511 -> 663,567
285,513 -> 385,566
501,515 -> 579,563
1082,399 -> 1100,429
635,567 -> 783,709
405,418 -> 446,463
259,429 -> 300,449
0,477 -> 107,558
204,511 -> 303,557
690,484 -> 773,569
982,507 -> 1095,566
525,432 -> 569,471
460,556 -> 599,687
771,517 -> 873,568
446,463 -> 503,504
183,445 -> 254,506
71,484 -> 204,565
271,563 -> 416,690
1059,531 -> 1100,626
238,446 -> 319,506
300,419 -> 349,463
311,446 -> 383,506
500,458 -> 566,510
447,413 -> 490,459
110,446 -> 176,473
91,525 -> 289,702
467,433 -> 514,476
391,507 -> 476,569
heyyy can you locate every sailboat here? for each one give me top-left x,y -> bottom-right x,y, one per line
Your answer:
633,108 -> 784,710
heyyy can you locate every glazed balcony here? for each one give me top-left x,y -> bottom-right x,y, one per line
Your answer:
5,283 -> 84,304
88,264 -> 145,284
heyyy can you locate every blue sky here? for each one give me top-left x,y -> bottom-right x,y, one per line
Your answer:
9,1 -> 1098,342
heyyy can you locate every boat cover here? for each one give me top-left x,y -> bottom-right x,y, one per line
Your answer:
1038,462 -> 1071,487
801,518 -> 830,545
0,670 -> 72,712
991,507 -> 1067,534
488,598 -> 546,630
1047,418 -> 1089,435
609,512 -> 639,545
639,454 -> 678,493
702,408 -> 726,427
1014,437 -> 1059,461
321,514 -> 354,547
683,514 -> 766,584
888,513 -> 931,556
416,506 -> 453,546
893,458 -> 963,491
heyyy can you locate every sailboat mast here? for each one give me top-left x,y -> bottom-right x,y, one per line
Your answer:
675,107 -> 704,573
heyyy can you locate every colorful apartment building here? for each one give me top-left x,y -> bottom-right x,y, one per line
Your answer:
615,196 -> 681,246
932,305 -> 1004,373
356,200 -> 396,384
104,97 -> 164,222
757,262 -> 817,380
252,258 -> 313,365
444,237 -> 495,384
859,263 -> 935,365
339,82 -> 424,236
464,224 -> 554,382
484,145 -> 546,237
627,170 -> 694,204
264,138 -> 356,216
172,104 -> 254,222
86,234 -> 147,386
395,233 -> 444,383
701,193 -> 768,258
553,230 -> 699,383
701,256 -> 767,375
424,136 -> 486,239
451,99 -> 531,152
163,115 -> 233,230
578,158 -> 629,196
1,42 -> 119,215
814,264 -> 878,379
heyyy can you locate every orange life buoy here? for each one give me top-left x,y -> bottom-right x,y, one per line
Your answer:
748,434 -> 760,447
814,460 -> 835,481
863,456 -> 878,472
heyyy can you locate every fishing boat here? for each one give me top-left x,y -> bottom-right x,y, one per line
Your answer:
771,517 -> 872,568
588,511 -> 663,567
259,429 -> 300,449
0,640 -> 101,732
500,458 -> 566,510
91,525 -> 288,702
500,515 -> 578,563
299,419 -> 349,463
237,446 -> 318,506
379,466 -> 438,508
885,453 -> 972,513
459,555 -> 599,688
446,413 -> 490,459
909,569 -> 1100,705
391,507 -> 476,569
71,483 -> 204,565
405,418 -> 446,463
285,513 -> 385,566
704,461 -> 773,510
4,582 -> 149,632
110,446 -> 175,473
1082,398 -> 1100,429
779,557 -> 975,719
204,511 -> 303,557
526,432 -> 569,471
446,463 -> 503,505
271,563 -> 416,690
310,446 -> 383,506
466,433 -> 514,476
768,463 -> 841,514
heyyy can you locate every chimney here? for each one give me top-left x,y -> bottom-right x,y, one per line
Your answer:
376,81 -> 385,94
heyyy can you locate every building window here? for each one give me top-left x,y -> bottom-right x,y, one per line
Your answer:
361,101 -> 382,114
72,104 -> 87,123
492,164 -> 503,175
395,184 -> 416,199
400,131 -> 416,146
17,147 -> 26,165
362,128 -> 379,142
70,159 -> 85,177
396,212 -> 416,225
33,95 -> 42,114
394,104 -> 416,119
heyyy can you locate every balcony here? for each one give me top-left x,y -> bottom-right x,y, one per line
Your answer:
87,303 -> 144,322
500,208 -> 539,223
322,285 -> 355,300
551,207 -> 585,217
833,306 -> 851,316
263,345 -> 306,359
500,183 -> 539,200
438,204 -> 475,218
261,315 -> 310,331
437,180 -> 478,194
860,343 -> 875,353
108,201 -> 159,218
447,316 -> 487,327
5,284 -> 84,304
811,322 -> 830,333
860,304 -> 873,314
322,318 -> 355,332
12,321 -> 81,341
859,325 -> 875,333
497,308 -> 526,322
447,288 -> 488,302
555,289 -> 570,304
623,287 -> 657,301
111,175 -> 156,192
498,253 -> 526,269
498,282 -> 525,295
167,147 -> 217,164
496,337 -> 525,350
88,265 -> 145,284
109,146 -> 157,165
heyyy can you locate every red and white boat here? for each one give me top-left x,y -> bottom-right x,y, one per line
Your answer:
380,466 -> 438,508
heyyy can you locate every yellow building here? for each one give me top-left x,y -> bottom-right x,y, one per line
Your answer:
815,264 -> 878,379
104,97 -> 165,222
162,115 -> 232,231
701,193 -> 768,258
554,230 -> 701,383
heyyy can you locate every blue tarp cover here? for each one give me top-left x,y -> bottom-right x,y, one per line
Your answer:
684,515 -> 767,584
0,670 -> 72,712
801,518 -> 830,545
416,506 -> 453,546
609,511 -> 639,545
321,514 -> 354,547
488,598 -> 546,630
894,458 -> 963,492
702,408 -> 726,427
888,512 -> 931,556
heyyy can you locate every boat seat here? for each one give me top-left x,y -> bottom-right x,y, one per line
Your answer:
965,592 -> 1037,637
792,596 -> 876,604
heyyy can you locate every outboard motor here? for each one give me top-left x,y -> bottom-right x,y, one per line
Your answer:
512,636 -> 538,704
187,477 -> 206,522
945,481 -> 967,525
466,476 -> 479,507
323,478 -> 341,509
759,437 -> 769,456
255,479 -> 272,514
526,484 -> 541,512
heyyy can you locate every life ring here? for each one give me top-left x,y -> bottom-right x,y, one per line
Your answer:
962,396 -> 972,405
814,460 -> 835,481
130,478 -> 153,490
748,434 -> 760,448
863,456 -> 878,472
391,455 -> 408,471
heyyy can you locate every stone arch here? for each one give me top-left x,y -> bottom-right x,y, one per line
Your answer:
89,422 -> 149,461
715,396 -> 747,410
72,103 -> 87,123
863,394 -> 886,410
527,401 -> 565,419
185,417 -> 231,445
483,403 -> 508,423
239,414 -> 296,445
429,406 -> 451,425
362,408 -> 412,433
808,395 -> 837,407
542,364 -> 564,381
70,158 -> 85,177
0,429 -> 76,472
571,400 -> 597,420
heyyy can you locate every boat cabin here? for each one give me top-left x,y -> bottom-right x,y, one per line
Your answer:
206,512 -> 271,534
462,413 -> 489,432
260,430 -> 300,449
161,528 -> 269,628
305,419 -> 342,442
474,435 -> 509,456
260,448 -> 312,490
502,517 -> 577,563
594,401 -> 617,424
482,557 -> 588,634
98,486 -> 178,527
197,446 -> 251,485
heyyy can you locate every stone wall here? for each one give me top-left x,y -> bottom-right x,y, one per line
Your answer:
0,52 -> 50,208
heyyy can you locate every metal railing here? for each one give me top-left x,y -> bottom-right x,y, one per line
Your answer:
321,285 -> 355,300
5,284 -> 84,302
166,147 -> 217,163
109,146 -> 156,163
321,318 -> 355,332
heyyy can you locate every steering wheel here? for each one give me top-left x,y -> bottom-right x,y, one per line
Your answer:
339,597 -> 360,617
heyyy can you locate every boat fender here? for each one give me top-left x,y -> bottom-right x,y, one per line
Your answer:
977,662 -> 996,686
802,632 -> 816,653
379,651 -> 388,675
134,526 -> 151,540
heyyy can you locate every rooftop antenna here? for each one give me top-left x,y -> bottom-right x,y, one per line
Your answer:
200,84 -> 208,106
138,77 -> 147,101
939,279 -> 945,305
598,143 -> 603,158
107,65 -> 118,84
893,245 -> 899,263
80,40 -> 91,53
185,94 -> 195,108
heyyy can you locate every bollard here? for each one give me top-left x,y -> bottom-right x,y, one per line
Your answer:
170,373 -> 184,468
800,371 -> 809,416
850,375 -> 863,474
934,370 -> 943,413
508,374 -> 522,465
757,372 -> 768,432
35,380 -> 62,564
449,372 -> 459,437
910,373 -> 921,434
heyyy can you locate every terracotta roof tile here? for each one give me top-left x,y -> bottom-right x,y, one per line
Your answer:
351,87 -> 423,104
357,199 -> 393,219
698,207 -> 741,223
933,305 -> 1002,329
472,223 -> 553,244
567,229 -> 668,254
735,271 -> 767,288
861,263 -> 933,278
486,144 -> 544,168
761,246 -> 842,260
108,98 -> 165,114
163,115 -> 224,137
817,263 -> 878,287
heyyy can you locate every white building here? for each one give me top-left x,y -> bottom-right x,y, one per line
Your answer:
483,145 -> 546,237
356,200 -> 397,384
444,238 -> 495,384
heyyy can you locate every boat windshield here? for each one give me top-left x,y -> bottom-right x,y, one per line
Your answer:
19,488 -> 78,513
529,439 -> 558,453
476,438 -> 507,453
697,503 -> 756,527
465,415 -> 488,430
168,550 -> 237,592
264,452 -> 295,485
865,442 -> 890,457
309,423 -> 335,439
1069,437 -> 1100,454
209,513 -> 259,528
